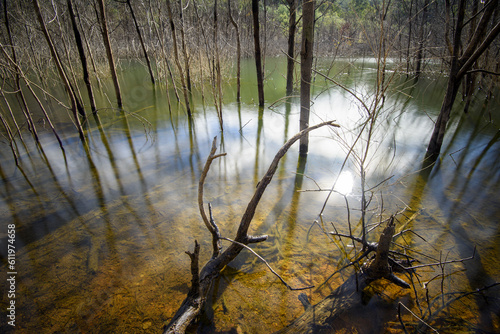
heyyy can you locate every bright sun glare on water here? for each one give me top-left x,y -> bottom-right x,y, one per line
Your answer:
334,171 -> 354,196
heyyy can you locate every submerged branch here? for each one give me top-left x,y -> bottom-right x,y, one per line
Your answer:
398,302 -> 439,333
403,247 -> 475,270
221,237 -> 314,291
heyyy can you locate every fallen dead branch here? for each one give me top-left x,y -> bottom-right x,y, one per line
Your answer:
220,236 -> 314,291
280,213 -> 481,333
163,121 -> 339,334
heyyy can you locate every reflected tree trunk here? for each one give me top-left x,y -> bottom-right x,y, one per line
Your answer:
126,0 -> 155,85
97,0 -> 123,108
0,92 -> 20,143
286,0 -> 297,95
299,0 -> 315,155
252,0 -> 265,107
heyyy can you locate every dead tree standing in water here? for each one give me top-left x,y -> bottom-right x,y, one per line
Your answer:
426,0 -> 500,158
299,0 -> 315,155
228,0 -> 241,103
97,0 -> 123,108
67,0 -> 97,114
286,0 -> 297,96
125,0 -> 155,85
166,0 -> 192,117
2,0 -> 36,142
32,0 -> 85,141
178,0 -> 191,92
213,0 -> 223,128
252,0 -> 265,107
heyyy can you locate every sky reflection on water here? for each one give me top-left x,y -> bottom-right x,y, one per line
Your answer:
0,58 -> 499,333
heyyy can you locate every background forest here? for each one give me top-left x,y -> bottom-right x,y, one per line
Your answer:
1,0 -> 499,128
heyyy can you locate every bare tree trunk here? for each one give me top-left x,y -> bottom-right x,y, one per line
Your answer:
427,0 -> 500,158
252,0 -> 265,107
0,89 -> 22,143
0,45 -> 66,150
149,0 -> 180,102
192,0 -> 212,101
286,0 -> 297,96
228,0 -> 241,102
178,0 -> 191,91
166,0 -> 192,116
415,0 -> 429,78
405,0 -> 413,75
32,0 -> 85,141
262,0 -> 267,72
2,0 -> 33,142
55,7 -> 86,113
213,0 -> 223,128
463,0 -> 479,114
151,20 -> 174,109
126,0 -> 155,85
426,71 -> 462,157
67,0 -> 97,113
97,0 -> 123,108
299,0 -> 315,155
76,4 -> 102,90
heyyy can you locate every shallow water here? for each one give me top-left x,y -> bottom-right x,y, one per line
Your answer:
0,58 -> 499,333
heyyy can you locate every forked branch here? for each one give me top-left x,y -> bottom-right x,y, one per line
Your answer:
198,136 -> 226,258
164,121 -> 339,334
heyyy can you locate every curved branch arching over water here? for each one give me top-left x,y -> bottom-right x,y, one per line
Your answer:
163,121 -> 339,334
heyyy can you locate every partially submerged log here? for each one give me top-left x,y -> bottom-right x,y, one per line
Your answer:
276,217 -> 410,333
362,217 -> 411,289
163,121 -> 339,334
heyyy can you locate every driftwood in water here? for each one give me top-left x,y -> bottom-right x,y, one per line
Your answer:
276,218 -> 410,333
163,121 -> 339,334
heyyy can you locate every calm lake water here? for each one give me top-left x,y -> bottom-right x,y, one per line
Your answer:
0,58 -> 499,333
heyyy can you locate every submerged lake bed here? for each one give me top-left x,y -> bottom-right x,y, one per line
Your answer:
1,58 -> 499,333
